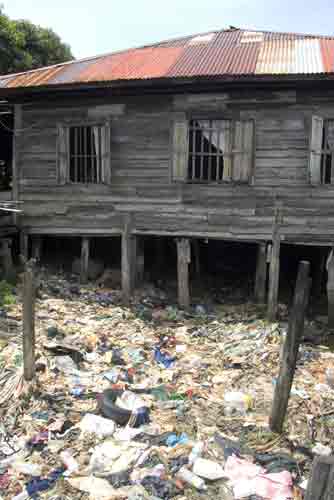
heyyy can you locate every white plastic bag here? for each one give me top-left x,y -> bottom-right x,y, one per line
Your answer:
193,458 -> 225,480
78,413 -> 115,437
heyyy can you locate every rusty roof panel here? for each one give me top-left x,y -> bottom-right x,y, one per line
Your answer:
78,47 -> 184,81
167,30 -> 240,76
320,39 -> 334,72
1,28 -> 334,91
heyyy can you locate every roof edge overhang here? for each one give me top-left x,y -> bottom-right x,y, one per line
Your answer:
1,73 -> 334,102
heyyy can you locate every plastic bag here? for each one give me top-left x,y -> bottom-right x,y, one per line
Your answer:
78,413 -> 115,437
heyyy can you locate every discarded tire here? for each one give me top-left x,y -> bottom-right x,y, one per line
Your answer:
99,389 -> 149,427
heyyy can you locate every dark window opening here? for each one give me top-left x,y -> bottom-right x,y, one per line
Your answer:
69,125 -> 103,183
188,119 -> 231,183
321,120 -> 334,184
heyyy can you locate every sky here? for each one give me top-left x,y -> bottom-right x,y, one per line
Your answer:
3,0 -> 334,60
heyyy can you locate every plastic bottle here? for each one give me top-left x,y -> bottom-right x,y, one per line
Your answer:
176,466 -> 207,491
188,442 -> 205,464
223,391 -> 252,416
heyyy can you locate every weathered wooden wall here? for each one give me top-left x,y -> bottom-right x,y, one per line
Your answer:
15,89 -> 334,244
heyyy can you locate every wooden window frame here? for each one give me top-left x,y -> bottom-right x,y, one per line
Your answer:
57,120 -> 111,185
183,115 -> 254,185
320,119 -> 334,185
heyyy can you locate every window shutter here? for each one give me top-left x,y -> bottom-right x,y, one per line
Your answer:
222,120 -> 232,181
101,121 -> 111,184
57,124 -> 69,185
172,117 -> 188,182
232,120 -> 254,182
309,115 -> 323,185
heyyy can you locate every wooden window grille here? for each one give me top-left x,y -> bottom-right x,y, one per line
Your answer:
188,119 -> 232,183
69,125 -> 103,183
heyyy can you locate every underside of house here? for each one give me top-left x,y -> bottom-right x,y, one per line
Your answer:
1,27 -> 334,319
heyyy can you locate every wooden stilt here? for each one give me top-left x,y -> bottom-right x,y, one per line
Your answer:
254,242 -> 267,303
80,237 -> 90,284
32,236 -> 42,262
269,260 -> 310,433
136,237 -> 145,286
20,232 -> 29,262
305,455 -> 334,500
267,236 -> 281,320
313,248 -> 326,298
155,237 -> 165,275
1,239 -> 13,281
177,238 -> 191,309
131,235 -> 137,289
268,205 -> 282,321
193,239 -> 201,276
327,248 -> 334,328
122,221 -> 135,304
23,261 -> 36,381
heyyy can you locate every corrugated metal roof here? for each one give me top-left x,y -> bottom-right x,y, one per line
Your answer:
1,27 -> 334,91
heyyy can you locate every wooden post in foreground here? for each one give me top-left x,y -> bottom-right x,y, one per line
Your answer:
254,242 -> 267,303
177,238 -> 191,309
305,455 -> 334,500
269,260 -> 310,433
23,261 -> 36,381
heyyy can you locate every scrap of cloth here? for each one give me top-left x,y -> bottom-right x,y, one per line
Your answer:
224,455 -> 293,500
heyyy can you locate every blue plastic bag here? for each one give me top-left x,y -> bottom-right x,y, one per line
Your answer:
154,348 -> 175,368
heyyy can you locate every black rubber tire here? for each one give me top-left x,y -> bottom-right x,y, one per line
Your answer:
100,389 -> 133,426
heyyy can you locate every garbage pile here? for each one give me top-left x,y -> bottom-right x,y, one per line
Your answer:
0,271 -> 334,499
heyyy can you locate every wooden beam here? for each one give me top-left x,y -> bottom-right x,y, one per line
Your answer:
22,261 -> 36,381
326,248 -> 334,328
254,242 -> 267,303
177,238 -> 191,309
80,237 -> 90,284
268,205 -> 282,321
32,236 -> 42,262
305,455 -> 334,500
269,260 -> 310,433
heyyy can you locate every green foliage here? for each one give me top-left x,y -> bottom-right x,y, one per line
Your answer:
0,280 -> 15,305
0,5 -> 73,75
